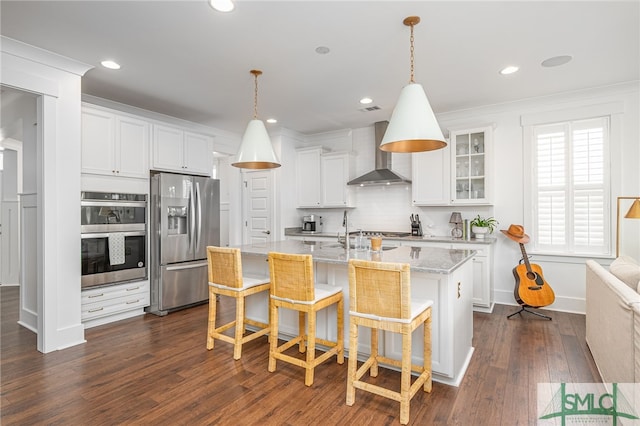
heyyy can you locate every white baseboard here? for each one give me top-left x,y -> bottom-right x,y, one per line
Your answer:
494,288 -> 586,315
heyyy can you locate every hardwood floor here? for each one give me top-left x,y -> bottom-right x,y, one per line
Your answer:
1,286 -> 600,425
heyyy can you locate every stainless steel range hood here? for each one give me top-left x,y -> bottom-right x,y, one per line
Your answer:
347,121 -> 411,186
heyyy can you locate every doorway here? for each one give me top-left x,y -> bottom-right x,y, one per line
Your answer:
1,85 -> 37,332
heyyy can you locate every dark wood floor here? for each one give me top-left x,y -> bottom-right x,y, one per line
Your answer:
1,286 -> 600,425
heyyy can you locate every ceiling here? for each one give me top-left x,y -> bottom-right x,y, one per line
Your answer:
1,1 -> 638,137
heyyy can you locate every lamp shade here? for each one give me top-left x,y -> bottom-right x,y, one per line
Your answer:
231,119 -> 281,169
625,199 -> 640,218
379,83 -> 447,153
449,212 -> 462,224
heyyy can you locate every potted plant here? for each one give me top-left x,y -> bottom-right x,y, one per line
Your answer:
470,215 -> 498,239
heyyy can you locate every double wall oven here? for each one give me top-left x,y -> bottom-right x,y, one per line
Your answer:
81,192 -> 147,289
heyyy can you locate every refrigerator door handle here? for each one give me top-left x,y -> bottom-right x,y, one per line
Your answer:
195,181 -> 202,252
189,183 -> 196,252
165,261 -> 208,271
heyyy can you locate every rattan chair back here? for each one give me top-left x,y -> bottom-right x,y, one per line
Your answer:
268,252 -> 315,302
348,259 -> 411,320
207,246 -> 243,289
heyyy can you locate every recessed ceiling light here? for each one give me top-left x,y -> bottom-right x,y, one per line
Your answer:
101,60 -> 121,70
266,118 -> 277,124
359,97 -> 373,105
499,65 -> 519,75
315,46 -> 330,55
541,55 -> 573,68
209,0 -> 234,12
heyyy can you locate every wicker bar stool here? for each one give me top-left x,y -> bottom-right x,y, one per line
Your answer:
206,246 -> 270,360
267,252 -> 344,386
346,259 -> 433,425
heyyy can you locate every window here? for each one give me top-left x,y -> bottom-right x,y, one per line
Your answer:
529,117 -> 610,255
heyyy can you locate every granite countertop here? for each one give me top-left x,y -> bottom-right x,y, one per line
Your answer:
284,228 -> 497,245
235,239 -> 475,274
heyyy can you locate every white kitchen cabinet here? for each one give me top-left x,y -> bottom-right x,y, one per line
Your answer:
296,147 -> 324,207
412,146 -> 451,206
81,280 -> 150,328
450,126 -> 493,205
411,126 -> 493,206
152,124 -> 213,176
452,243 -> 493,312
81,106 -> 150,179
401,239 -> 494,312
321,152 -> 354,207
296,147 -> 354,208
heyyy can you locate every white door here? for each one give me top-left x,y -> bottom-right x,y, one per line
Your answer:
242,170 -> 274,245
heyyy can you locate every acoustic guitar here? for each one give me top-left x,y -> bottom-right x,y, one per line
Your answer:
512,243 -> 555,308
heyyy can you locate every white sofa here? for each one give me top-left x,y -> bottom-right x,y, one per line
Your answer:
586,256 -> 640,383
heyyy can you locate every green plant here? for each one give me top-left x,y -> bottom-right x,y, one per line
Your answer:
470,215 -> 499,233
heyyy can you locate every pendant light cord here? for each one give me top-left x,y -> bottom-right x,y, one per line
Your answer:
253,72 -> 259,119
409,22 -> 415,84
250,69 -> 263,120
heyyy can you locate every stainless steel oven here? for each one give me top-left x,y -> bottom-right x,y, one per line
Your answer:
81,192 -> 147,289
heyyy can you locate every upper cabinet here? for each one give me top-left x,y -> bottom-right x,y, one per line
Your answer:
412,145 -> 451,206
296,147 -> 354,208
81,105 -> 150,179
321,152 -> 354,207
450,126 -> 493,205
412,125 -> 493,206
296,147 -> 324,207
152,124 -> 214,176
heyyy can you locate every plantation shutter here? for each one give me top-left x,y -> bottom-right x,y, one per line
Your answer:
532,117 -> 609,255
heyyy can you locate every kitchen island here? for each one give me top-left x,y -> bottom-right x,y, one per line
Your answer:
236,239 -> 475,386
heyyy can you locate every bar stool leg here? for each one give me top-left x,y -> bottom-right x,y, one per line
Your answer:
206,289 -> 217,350
305,309 -> 317,386
233,295 -> 245,360
424,315 -> 432,393
370,328 -> 379,377
346,320 -> 359,406
298,311 -> 306,353
337,297 -> 344,364
268,303 -> 279,373
400,325 -> 412,425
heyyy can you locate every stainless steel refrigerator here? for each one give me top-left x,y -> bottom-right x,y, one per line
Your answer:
147,172 -> 220,315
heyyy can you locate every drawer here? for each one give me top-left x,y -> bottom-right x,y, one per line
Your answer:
82,291 -> 150,321
82,280 -> 149,305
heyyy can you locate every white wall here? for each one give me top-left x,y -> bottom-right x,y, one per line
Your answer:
282,82 -> 639,314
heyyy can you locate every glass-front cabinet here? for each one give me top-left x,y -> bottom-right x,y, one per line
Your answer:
450,126 -> 492,205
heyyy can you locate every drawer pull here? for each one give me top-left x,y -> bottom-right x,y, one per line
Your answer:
88,307 -> 104,313
126,287 -> 140,292
126,299 -> 140,305
88,293 -> 104,298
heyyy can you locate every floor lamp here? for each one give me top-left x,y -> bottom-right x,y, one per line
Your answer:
616,196 -> 640,257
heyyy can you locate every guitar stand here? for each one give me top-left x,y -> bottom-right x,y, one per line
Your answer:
507,305 -> 552,320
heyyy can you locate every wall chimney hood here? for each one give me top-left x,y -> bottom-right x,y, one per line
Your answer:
347,121 -> 411,186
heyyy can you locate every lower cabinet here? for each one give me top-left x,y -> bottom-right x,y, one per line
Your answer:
81,280 -> 150,328
401,240 -> 494,313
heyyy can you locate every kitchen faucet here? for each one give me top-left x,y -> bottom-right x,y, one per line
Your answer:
338,210 -> 349,248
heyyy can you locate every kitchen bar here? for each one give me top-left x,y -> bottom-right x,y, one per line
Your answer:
235,239 -> 476,386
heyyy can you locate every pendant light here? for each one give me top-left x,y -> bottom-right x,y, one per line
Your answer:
232,69 -> 281,169
379,16 -> 446,153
